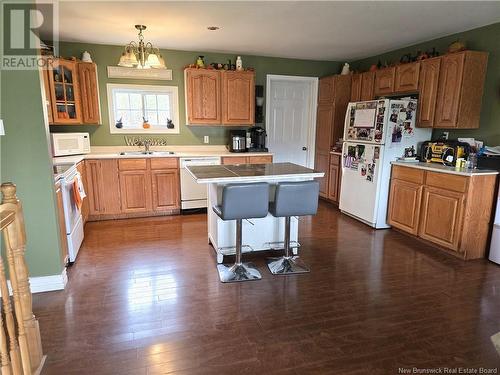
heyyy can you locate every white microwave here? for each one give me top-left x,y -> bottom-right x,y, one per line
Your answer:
51,132 -> 91,156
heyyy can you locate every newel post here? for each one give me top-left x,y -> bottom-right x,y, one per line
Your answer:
1,183 -> 43,373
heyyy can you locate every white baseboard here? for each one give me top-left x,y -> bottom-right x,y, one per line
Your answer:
0,268 -> 67,296
30,268 -> 67,293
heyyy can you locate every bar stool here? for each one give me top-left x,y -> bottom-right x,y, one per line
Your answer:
267,180 -> 319,275
213,182 -> 270,283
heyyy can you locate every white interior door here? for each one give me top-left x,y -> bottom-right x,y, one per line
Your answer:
266,75 -> 318,167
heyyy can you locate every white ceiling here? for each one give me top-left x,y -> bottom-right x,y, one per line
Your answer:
44,1 -> 500,61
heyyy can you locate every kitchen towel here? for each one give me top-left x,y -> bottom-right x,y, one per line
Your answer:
72,174 -> 87,210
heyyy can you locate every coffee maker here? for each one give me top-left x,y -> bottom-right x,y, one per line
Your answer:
248,126 -> 268,152
229,130 -> 247,153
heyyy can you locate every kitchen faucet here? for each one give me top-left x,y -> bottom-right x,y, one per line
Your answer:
143,139 -> 152,154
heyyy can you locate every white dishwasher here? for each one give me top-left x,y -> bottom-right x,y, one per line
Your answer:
180,157 -> 221,209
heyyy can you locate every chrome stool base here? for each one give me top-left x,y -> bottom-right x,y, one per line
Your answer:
217,262 -> 262,283
267,256 -> 310,275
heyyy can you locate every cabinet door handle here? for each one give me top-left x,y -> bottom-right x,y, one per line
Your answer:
302,147 -> 307,151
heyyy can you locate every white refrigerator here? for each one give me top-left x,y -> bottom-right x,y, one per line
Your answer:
339,99 -> 432,229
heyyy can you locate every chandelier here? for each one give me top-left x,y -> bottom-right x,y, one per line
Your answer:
118,25 -> 166,69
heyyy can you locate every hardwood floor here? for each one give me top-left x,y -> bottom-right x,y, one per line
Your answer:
35,202 -> 500,374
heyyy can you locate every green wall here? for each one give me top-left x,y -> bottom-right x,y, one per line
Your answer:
351,22 -> 500,145
54,42 -> 341,146
0,69 -> 64,278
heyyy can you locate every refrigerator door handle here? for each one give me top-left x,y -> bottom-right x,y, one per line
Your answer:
341,142 -> 347,173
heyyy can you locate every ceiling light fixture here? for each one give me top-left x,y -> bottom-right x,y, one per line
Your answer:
207,26 -> 220,31
118,25 -> 166,69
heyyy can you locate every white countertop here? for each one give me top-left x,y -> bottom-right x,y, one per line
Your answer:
53,146 -> 273,166
391,161 -> 499,176
186,162 -> 324,184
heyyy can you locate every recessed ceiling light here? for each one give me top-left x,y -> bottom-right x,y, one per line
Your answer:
207,26 -> 220,31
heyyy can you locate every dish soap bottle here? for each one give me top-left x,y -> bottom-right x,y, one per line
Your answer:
236,56 -> 243,71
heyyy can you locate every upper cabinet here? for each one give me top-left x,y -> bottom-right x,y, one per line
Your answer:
434,51 -> 488,129
394,62 -> 420,93
45,57 -> 101,125
47,59 -> 82,124
185,69 -> 222,124
185,68 -> 255,126
417,57 -> 441,128
318,76 -> 335,104
360,71 -> 375,101
374,67 -> 395,96
77,62 -> 100,124
352,50 -> 488,129
222,71 -> 255,125
350,73 -> 362,102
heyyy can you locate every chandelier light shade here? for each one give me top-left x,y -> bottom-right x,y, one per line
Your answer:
118,25 -> 166,69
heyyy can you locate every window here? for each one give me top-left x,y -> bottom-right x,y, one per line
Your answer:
107,84 -> 180,134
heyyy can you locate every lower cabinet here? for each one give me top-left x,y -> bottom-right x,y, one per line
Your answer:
419,186 -> 464,250
151,169 -> 180,211
315,151 -> 330,198
119,170 -> 152,214
327,154 -> 341,204
86,158 -> 180,220
221,155 -> 273,165
387,165 -> 497,259
85,159 -> 121,216
387,179 -> 422,235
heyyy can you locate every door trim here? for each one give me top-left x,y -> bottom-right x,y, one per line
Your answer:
265,74 -> 319,169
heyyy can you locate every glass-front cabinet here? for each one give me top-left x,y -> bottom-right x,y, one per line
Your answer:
48,59 -> 82,124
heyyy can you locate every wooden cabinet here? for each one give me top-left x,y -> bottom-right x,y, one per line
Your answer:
186,69 -> 256,126
387,165 -> 497,259
315,105 -> 334,153
55,182 -> 69,266
360,71 -> 375,101
350,73 -> 362,102
77,62 -> 100,124
394,62 -> 420,92
434,51 -> 488,129
222,71 -> 255,125
319,76 -> 335,104
315,152 -> 330,197
45,57 -> 101,125
85,159 -> 121,217
76,161 -> 89,224
86,157 -> 180,220
327,154 -> 341,204
221,155 -> 273,165
119,170 -> 152,214
186,69 -> 222,125
315,74 -> 351,199
419,186 -> 464,251
417,58 -> 441,128
151,170 -> 179,211
374,67 -> 395,96
388,179 -> 423,235
48,59 -> 82,124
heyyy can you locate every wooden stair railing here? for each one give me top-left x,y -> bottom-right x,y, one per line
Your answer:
0,183 -> 45,375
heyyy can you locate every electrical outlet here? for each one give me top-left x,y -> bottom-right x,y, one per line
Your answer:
204,136 -> 209,144
442,132 -> 449,140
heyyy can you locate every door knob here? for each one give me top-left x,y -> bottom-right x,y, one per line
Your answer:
302,147 -> 307,151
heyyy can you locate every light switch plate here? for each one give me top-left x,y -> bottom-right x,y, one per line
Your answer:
204,136 -> 209,144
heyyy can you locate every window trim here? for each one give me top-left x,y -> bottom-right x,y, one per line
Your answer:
107,83 -> 180,134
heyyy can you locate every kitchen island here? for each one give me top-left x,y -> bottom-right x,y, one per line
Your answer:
186,162 -> 324,263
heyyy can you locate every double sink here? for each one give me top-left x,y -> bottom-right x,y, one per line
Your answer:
118,151 -> 176,156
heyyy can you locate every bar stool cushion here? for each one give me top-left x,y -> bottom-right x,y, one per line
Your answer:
213,182 -> 269,221
270,180 -> 319,217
